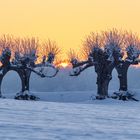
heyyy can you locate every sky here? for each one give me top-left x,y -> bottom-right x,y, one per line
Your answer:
0,0 -> 140,59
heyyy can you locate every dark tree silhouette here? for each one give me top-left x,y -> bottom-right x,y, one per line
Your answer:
70,29 -> 140,101
113,32 -> 140,100
0,36 -> 60,100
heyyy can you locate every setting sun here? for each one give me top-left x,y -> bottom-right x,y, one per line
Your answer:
58,62 -> 69,68
61,62 -> 68,68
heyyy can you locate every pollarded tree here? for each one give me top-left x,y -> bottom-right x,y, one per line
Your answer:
0,36 -> 60,100
112,32 -> 140,100
70,32 -> 115,99
12,37 -> 39,97
70,29 -> 140,101
13,38 -> 60,100
0,35 -> 25,97
102,29 -> 125,98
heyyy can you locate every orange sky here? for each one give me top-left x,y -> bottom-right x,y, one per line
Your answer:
0,0 -> 140,59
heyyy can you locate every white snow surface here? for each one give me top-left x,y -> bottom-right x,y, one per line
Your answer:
0,67 -> 140,139
0,99 -> 140,140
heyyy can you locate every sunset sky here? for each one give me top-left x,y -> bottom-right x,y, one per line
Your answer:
0,0 -> 140,58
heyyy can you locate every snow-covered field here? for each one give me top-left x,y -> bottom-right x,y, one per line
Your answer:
0,67 -> 140,140
0,99 -> 140,140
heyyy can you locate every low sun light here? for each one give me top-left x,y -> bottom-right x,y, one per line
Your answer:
60,62 -> 69,68
55,60 -> 70,68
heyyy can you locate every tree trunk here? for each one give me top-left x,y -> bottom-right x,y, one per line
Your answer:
23,69 -> 31,91
0,75 -> 4,97
118,70 -> 128,91
115,62 -> 130,91
0,67 -> 9,97
96,76 -> 110,99
96,74 -> 103,96
103,79 -> 110,97
95,63 -> 114,98
96,74 -> 111,98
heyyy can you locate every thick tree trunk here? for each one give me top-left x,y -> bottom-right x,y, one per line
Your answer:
96,76 -> 109,99
14,69 -> 38,100
19,71 -> 26,92
0,75 -> 4,97
26,71 -> 31,91
112,61 -> 139,101
115,61 -> 130,91
103,79 -> 110,97
118,70 -> 128,91
22,69 -> 31,91
104,64 -> 114,96
96,74 -> 111,98
96,74 -> 103,96
95,62 -> 114,99
0,67 -> 9,97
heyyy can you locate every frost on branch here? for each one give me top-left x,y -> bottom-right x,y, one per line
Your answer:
0,47 -> 11,66
69,29 -> 140,101
0,36 -> 60,100
0,35 -> 13,67
124,32 -> 140,63
103,29 -> 124,64
41,39 -> 60,64
68,49 -> 86,76
12,37 -> 38,67
68,49 -> 79,67
36,40 -> 60,78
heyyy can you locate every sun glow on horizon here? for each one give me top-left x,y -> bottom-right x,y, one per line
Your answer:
61,62 -> 69,68
57,62 -> 69,68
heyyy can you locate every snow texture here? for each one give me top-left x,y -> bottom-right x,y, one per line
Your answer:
0,99 -> 140,140
0,67 -> 140,140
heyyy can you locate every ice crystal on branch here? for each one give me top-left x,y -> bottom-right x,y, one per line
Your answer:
41,39 -> 60,64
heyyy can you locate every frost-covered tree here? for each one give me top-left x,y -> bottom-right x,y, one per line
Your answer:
0,36 -> 60,100
0,35 -> 24,97
12,37 -> 39,99
70,32 -> 115,99
113,32 -> 140,100
13,38 -> 60,100
102,29 -> 125,99
70,29 -> 140,101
